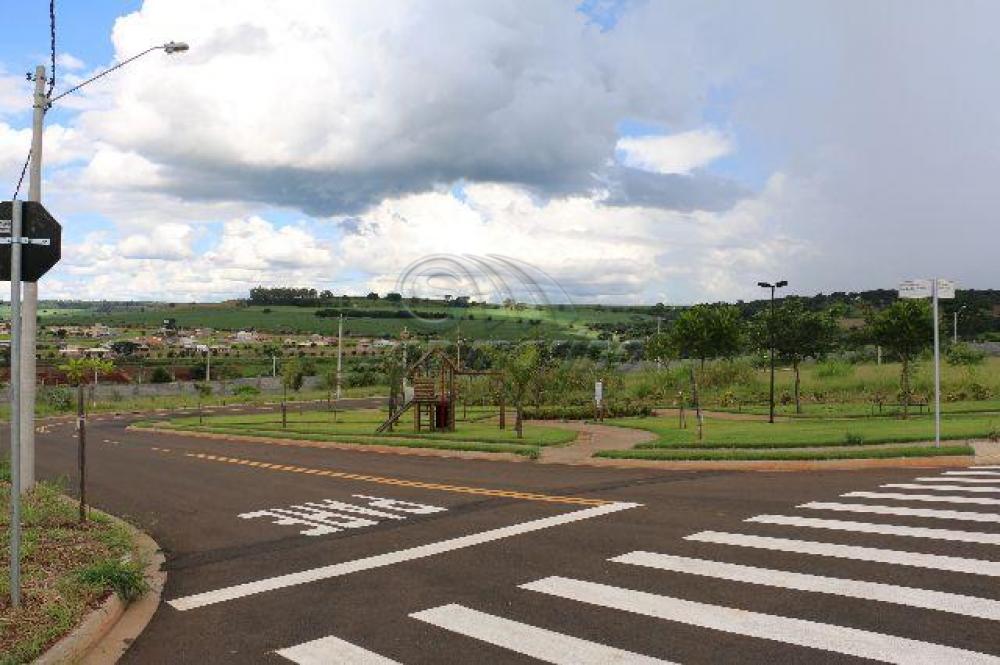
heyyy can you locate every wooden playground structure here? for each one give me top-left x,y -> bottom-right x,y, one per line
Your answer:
376,348 -> 502,433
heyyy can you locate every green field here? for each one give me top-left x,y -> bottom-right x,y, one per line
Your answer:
597,411 -> 992,460
137,407 -> 576,458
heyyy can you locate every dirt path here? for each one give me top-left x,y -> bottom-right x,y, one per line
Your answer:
652,408 -> 790,422
534,420 -> 655,464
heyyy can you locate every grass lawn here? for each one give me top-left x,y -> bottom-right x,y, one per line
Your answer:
598,411 -> 991,460
0,467 -> 147,664
714,399 -> 1000,419
137,407 -> 576,458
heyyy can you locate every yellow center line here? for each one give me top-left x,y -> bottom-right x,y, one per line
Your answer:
183,452 -> 609,506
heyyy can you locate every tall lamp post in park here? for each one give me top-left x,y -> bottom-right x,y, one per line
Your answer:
757,280 -> 788,424
14,41 -> 188,493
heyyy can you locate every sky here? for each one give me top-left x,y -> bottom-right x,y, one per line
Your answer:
0,0 -> 997,305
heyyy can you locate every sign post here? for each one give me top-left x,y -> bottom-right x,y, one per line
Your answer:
7,201 -> 23,608
899,277 -> 954,447
3,199 -> 61,608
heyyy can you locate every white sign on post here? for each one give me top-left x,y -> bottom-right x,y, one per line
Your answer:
594,380 -> 603,405
898,279 -> 931,299
935,279 -> 956,299
897,277 -> 957,449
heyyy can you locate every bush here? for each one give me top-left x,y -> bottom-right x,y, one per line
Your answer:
523,402 -> 653,420
41,386 -> 74,411
947,342 -> 986,367
233,384 -> 261,397
815,359 -> 854,378
150,367 -> 172,384
844,431 -> 865,445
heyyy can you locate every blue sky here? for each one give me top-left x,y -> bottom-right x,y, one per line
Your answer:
0,1 -> 996,303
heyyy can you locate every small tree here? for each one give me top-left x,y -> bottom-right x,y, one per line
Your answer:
58,358 -> 115,522
645,332 -> 676,369
670,304 -> 743,368
381,348 -> 407,429
865,300 -> 933,418
750,299 -> 839,413
491,344 -> 541,439
282,357 -> 305,393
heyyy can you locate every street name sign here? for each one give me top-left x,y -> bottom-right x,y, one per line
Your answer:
0,201 -> 62,281
898,279 -> 931,298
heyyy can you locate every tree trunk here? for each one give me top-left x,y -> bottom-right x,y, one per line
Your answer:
901,355 -> 910,419
515,403 -> 523,439
689,365 -> 703,441
78,383 -> 87,523
794,360 -> 802,414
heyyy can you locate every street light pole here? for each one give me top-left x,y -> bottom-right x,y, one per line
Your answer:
953,306 -> 965,344
758,280 -> 788,424
15,43 -> 188,493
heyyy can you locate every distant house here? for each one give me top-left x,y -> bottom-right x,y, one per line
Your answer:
83,346 -> 111,359
235,330 -> 257,342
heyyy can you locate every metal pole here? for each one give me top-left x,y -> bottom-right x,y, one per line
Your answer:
9,200 -> 24,607
20,65 -> 46,493
336,314 -> 343,400
768,285 -> 776,424
206,348 -> 211,382
953,311 -> 958,344
932,278 -> 941,447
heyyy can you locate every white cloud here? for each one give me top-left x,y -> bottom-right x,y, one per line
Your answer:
616,129 -> 731,175
56,53 -> 86,71
118,223 -> 194,259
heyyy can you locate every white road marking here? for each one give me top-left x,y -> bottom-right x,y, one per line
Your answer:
687,531 -> 1000,575
275,635 -> 400,664
844,491 -> 1000,507
411,603 -> 671,664
883,483 -> 1000,494
611,551 -> 1000,621
973,466 -> 1000,469
914,477 -> 1000,484
746,514 -> 1000,545
521,576 -> 1000,665
799,501 -> 1000,524
168,501 -> 639,611
946,471 -> 1000,477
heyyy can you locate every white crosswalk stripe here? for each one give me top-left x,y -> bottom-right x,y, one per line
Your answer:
520,576 -> 1000,665
275,635 -> 400,664
883,483 -> 1000,493
799,501 -> 1000,523
914,477 -> 1000,484
946,471 -> 1000,476
411,604 -> 671,664
611,551 -> 1000,620
746,514 -> 1000,545
843,491 -> 1000,506
685,530 -> 1000,575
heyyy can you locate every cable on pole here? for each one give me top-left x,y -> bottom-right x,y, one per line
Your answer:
48,0 -> 56,96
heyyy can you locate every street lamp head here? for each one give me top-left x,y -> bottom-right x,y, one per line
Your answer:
776,280 -> 788,288
163,41 -> 190,54
757,281 -> 772,288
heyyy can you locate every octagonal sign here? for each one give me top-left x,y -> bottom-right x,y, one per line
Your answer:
0,201 -> 62,282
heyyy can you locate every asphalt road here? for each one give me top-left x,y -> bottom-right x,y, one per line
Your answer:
17,404 -> 1000,664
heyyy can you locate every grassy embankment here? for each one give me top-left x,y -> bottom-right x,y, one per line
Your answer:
597,411 -> 993,461
0,463 -> 147,664
136,406 -> 576,458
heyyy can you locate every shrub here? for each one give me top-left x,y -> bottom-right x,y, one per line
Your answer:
233,384 -> 261,397
523,402 -> 653,420
815,360 -> 854,379
150,367 -> 172,383
41,386 -> 74,411
844,431 -> 865,445
946,342 -> 985,367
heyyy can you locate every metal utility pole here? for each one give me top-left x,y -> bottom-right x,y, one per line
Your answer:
8,200 -> 24,607
19,66 -> 46,493
758,280 -> 788,424
336,314 -> 343,400
206,347 -> 211,382
953,306 -> 965,344
932,279 -> 942,447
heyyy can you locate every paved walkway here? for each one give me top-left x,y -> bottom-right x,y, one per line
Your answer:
972,439 -> 1000,464
535,421 -> 655,464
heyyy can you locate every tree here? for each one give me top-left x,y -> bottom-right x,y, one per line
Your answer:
865,300 -> 933,417
491,344 -> 541,438
381,348 -> 407,429
385,292 -> 403,303
109,340 -> 140,357
150,366 -> 172,383
58,358 -> 115,523
750,299 -> 839,413
645,332 -> 676,369
282,357 -> 305,393
670,304 -> 743,367
366,291 -> 380,300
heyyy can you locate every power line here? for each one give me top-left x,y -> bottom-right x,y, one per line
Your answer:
47,0 -> 56,96
12,150 -> 31,201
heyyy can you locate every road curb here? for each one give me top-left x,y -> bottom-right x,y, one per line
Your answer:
34,506 -> 166,665
129,425 -> 529,462
563,454 -> 974,472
